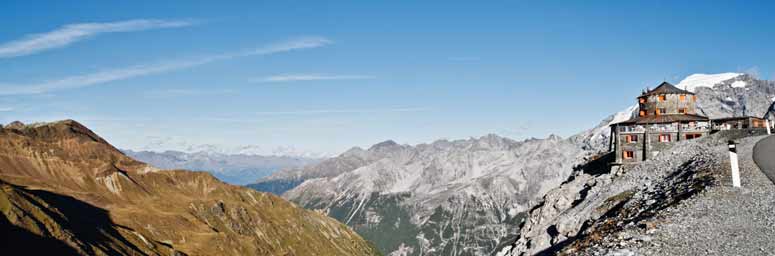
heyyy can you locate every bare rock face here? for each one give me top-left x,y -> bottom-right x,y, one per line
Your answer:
497,137 -> 723,256
248,140 -> 413,195
692,74 -> 775,118
0,120 -> 380,256
281,135 -> 586,256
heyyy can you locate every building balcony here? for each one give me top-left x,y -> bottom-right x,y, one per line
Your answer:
617,124 -> 709,133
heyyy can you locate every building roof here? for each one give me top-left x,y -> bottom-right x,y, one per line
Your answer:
640,82 -> 694,97
614,114 -> 709,125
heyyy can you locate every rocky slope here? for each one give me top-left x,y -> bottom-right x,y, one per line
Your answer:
123,149 -> 318,185
497,133 -> 775,256
0,120 -> 380,256
282,135 -> 586,256
689,73 -> 775,118
248,140 -> 407,194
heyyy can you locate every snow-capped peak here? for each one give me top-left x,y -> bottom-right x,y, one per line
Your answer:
677,73 -> 744,92
586,104 -> 637,142
609,105 -> 638,125
131,136 -> 332,158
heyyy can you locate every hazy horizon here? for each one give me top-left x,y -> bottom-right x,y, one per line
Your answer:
2,1 -> 774,156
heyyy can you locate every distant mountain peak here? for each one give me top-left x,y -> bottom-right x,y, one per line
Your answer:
478,133 -> 507,141
129,136 -> 332,158
547,134 -> 562,141
368,140 -> 400,151
3,119 -> 111,147
342,146 -> 366,156
677,72 -> 745,92
5,120 -> 25,129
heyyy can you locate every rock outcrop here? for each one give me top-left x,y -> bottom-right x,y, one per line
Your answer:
498,134 -> 775,256
498,136 -> 721,255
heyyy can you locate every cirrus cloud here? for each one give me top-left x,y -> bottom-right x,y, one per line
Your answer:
256,74 -> 375,83
0,37 -> 333,95
0,19 -> 197,58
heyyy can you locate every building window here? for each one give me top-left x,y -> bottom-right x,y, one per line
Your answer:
659,95 -> 667,102
656,108 -> 666,115
680,95 -> 686,101
625,134 -> 638,143
685,134 -> 701,140
692,95 -> 697,101
639,110 -> 646,117
639,98 -> 646,104
678,108 -> 686,114
623,151 -> 634,159
659,134 -> 671,142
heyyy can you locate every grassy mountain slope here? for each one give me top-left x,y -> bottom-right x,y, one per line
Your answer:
0,120 -> 380,256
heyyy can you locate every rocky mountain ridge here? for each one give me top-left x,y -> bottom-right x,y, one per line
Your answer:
248,140 -> 412,195
281,134 -> 585,256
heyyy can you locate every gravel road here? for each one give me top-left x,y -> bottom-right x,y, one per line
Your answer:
632,136 -> 775,256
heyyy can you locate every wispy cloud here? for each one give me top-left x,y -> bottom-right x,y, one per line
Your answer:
0,19 -> 196,58
144,88 -> 236,97
256,74 -> 375,83
0,37 -> 332,95
0,107 -> 13,112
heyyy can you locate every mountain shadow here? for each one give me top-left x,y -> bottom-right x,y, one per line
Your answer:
0,180 -> 150,255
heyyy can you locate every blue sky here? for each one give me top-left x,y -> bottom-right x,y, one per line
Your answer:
1,1 -> 774,155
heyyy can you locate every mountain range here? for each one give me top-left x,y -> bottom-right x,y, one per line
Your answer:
124,149 -> 319,185
0,120 -> 380,255
130,136 -> 333,158
3,73 -> 771,256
